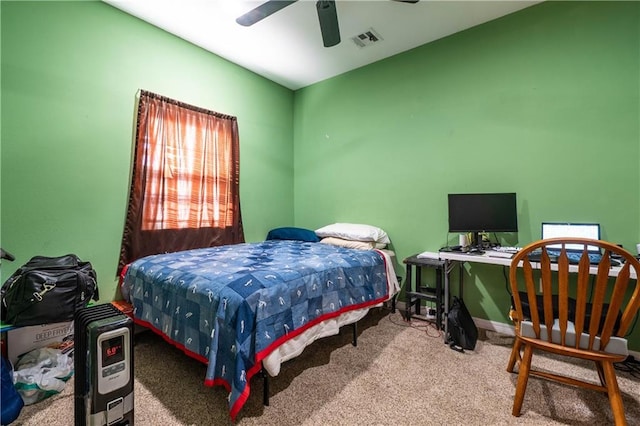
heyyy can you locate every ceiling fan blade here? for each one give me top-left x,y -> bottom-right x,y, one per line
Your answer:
236,0 -> 298,26
316,0 -> 340,48
393,0 -> 420,3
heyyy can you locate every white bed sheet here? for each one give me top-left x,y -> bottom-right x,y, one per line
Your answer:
262,249 -> 399,376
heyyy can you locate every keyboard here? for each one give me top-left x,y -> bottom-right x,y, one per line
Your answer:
494,246 -> 521,253
486,250 -> 514,259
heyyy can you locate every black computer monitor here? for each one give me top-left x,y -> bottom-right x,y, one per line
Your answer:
448,192 -> 518,247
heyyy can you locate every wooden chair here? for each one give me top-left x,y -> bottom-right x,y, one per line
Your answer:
506,238 -> 640,425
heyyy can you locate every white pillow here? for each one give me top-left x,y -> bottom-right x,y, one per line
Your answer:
320,237 -> 376,250
315,223 -> 390,244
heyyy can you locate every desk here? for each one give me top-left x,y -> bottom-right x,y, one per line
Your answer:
417,250 -> 638,344
438,251 -> 637,279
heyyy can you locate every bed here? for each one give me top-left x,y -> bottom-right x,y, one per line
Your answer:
120,238 -> 399,420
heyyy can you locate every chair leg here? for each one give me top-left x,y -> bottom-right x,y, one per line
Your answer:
512,344 -> 533,417
601,361 -> 627,426
507,337 -> 523,373
596,362 -> 606,387
507,312 -> 521,373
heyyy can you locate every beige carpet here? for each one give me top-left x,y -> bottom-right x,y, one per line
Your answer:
11,307 -> 640,425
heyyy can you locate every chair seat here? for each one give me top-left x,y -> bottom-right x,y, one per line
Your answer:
520,319 -> 628,356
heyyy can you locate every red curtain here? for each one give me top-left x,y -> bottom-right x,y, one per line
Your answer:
117,90 -> 244,276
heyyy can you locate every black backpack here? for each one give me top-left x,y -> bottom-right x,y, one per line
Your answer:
447,296 -> 478,352
1,254 -> 99,326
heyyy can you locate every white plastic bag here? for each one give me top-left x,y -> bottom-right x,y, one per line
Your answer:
13,347 -> 73,405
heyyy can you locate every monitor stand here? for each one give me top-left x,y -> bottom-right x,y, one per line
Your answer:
468,231 -> 485,253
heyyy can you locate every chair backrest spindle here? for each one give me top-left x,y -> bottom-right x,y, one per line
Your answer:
510,238 -> 640,355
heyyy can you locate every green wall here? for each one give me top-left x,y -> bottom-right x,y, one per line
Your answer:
293,2 -> 640,346
1,1 -> 295,299
2,1 -> 639,349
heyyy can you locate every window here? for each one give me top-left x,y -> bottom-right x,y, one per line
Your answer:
141,107 -> 231,230
118,90 -> 244,275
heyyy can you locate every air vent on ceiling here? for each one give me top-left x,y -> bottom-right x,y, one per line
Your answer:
351,28 -> 383,48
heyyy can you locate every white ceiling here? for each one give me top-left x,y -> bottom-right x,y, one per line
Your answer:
104,0 -> 541,90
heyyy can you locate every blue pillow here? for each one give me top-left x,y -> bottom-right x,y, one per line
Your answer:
266,227 -> 320,242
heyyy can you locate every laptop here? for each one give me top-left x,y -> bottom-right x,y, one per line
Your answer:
530,222 -> 602,264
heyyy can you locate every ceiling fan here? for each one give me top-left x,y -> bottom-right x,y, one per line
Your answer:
236,0 -> 419,48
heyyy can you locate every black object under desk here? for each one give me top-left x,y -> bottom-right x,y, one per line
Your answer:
403,255 -> 445,330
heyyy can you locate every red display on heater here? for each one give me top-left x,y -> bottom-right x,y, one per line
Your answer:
106,346 -> 120,357
101,335 -> 125,367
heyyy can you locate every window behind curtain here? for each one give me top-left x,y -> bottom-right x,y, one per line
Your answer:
117,90 -> 244,276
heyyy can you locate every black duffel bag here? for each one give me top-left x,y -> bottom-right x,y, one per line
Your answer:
1,254 -> 99,326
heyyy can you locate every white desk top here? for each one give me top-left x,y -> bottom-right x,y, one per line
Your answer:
418,250 -> 637,279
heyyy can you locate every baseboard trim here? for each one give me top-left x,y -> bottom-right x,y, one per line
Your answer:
473,317 -> 640,359
474,317 -> 516,336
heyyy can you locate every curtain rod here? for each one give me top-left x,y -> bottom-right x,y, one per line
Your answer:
138,89 -> 237,121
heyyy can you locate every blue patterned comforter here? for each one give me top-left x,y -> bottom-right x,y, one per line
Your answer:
121,240 -> 391,419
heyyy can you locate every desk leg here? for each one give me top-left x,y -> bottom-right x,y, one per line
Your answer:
443,260 -> 463,344
443,261 -> 467,345
444,261 -> 450,344
458,262 -> 464,299
415,267 -> 422,315
435,267 -> 442,330
404,264 -> 413,322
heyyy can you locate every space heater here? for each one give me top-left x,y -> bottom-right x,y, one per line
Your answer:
74,304 -> 134,426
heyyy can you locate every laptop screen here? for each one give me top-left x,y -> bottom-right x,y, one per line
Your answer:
541,222 -> 601,253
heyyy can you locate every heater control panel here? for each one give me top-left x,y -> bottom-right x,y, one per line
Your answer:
96,327 -> 131,395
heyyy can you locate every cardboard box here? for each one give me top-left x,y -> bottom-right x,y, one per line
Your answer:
6,321 -> 73,365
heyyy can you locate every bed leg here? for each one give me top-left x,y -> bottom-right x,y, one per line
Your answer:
392,277 -> 401,313
352,322 -> 358,346
261,366 -> 270,406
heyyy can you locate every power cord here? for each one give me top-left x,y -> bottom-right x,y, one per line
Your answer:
614,355 -> 640,378
502,265 -> 511,296
387,307 -> 443,339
